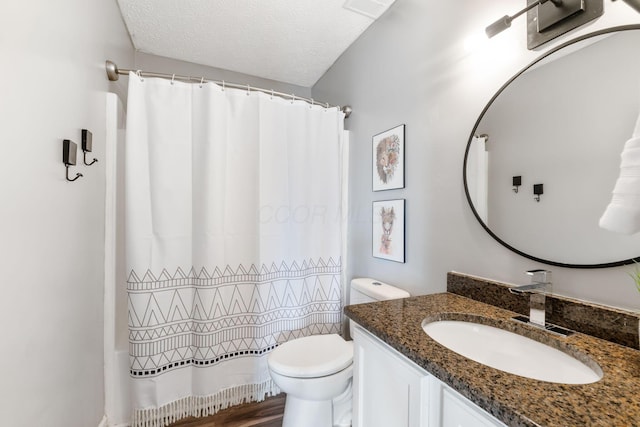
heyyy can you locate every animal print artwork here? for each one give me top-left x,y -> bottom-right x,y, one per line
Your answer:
372,125 -> 404,191
376,135 -> 400,184
372,199 -> 405,263
379,207 -> 395,254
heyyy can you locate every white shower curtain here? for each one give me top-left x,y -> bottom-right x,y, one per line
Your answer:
467,135 -> 489,223
125,73 -> 346,426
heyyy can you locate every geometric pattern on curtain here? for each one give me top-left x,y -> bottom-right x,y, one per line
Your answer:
128,257 -> 342,377
124,73 -> 346,426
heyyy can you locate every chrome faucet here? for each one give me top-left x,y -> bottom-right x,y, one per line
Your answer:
509,269 -> 552,327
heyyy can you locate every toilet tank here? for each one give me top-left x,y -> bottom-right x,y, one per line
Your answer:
348,278 -> 410,338
350,277 -> 410,304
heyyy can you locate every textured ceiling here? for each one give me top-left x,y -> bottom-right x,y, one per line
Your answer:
117,0 -> 396,87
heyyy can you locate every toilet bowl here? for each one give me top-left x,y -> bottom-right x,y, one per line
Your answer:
267,278 -> 410,427
268,334 -> 353,427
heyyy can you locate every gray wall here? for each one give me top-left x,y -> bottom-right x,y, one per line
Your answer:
135,52 -> 312,98
312,0 -> 640,310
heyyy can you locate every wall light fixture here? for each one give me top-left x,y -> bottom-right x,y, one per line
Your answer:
486,0 -> 607,49
485,0 -> 557,38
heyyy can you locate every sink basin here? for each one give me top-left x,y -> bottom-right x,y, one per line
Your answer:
422,319 -> 602,384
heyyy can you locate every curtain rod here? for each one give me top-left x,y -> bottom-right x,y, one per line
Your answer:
105,60 -> 352,118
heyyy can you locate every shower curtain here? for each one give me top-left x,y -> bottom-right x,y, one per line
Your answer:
125,73 -> 346,426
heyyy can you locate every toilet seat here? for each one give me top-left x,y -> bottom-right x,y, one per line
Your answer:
268,334 -> 353,378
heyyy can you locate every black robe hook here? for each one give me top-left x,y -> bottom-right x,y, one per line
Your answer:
82,129 -> 98,166
63,139 -> 83,182
66,164 -> 83,182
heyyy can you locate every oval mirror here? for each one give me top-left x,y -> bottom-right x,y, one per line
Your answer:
464,25 -> 640,268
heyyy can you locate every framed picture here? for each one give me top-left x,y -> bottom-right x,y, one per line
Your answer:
372,124 -> 405,191
372,199 -> 405,263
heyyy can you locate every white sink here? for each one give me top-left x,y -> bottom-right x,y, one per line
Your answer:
422,320 -> 602,384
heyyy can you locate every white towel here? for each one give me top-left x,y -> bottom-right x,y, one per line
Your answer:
599,109 -> 640,234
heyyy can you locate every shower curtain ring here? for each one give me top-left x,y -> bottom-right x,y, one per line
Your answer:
271,89 -> 274,100
170,74 -> 175,85
291,94 -> 295,104
310,99 -> 314,109
199,77 -> 204,88
246,84 -> 250,96
136,70 -> 144,82
222,80 -> 225,91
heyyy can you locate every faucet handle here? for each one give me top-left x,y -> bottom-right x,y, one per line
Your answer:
526,269 -> 552,284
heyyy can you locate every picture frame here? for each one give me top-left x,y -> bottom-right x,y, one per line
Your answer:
372,199 -> 405,263
372,124 -> 405,191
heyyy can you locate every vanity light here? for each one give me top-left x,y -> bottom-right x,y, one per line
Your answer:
485,0 -> 558,38
486,0 -> 604,49
513,176 -> 522,193
533,184 -> 544,202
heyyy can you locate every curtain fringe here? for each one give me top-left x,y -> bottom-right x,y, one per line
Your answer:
131,380 -> 281,427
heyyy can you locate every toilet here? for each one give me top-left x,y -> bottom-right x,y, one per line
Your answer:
267,278 -> 410,427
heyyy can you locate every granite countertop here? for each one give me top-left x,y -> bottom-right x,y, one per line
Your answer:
344,293 -> 640,427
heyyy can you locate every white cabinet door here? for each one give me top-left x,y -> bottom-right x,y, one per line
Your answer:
430,378 -> 507,427
352,326 -> 429,427
352,325 -> 507,427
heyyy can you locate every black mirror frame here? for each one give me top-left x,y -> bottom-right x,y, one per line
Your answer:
463,24 -> 640,269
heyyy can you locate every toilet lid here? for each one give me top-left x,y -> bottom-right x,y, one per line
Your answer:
268,334 -> 354,378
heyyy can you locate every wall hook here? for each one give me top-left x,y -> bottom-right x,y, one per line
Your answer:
513,176 -> 522,193
82,129 -> 98,166
533,183 -> 544,202
63,139 -> 83,182
66,165 -> 83,181
83,152 -> 98,166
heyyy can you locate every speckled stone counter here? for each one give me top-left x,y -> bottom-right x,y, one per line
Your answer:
344,292 -> 640,427
447,272 -> 640,349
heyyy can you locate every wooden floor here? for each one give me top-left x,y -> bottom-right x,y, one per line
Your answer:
168,394 -> 285,427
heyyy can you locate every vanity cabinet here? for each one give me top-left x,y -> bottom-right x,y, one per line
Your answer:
352,325 -> 429,427
430,380 -> 506,427
352,325 -> 506,427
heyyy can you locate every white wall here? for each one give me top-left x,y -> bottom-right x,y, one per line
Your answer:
312,0 -> 640,311
0,1 -> 133,425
